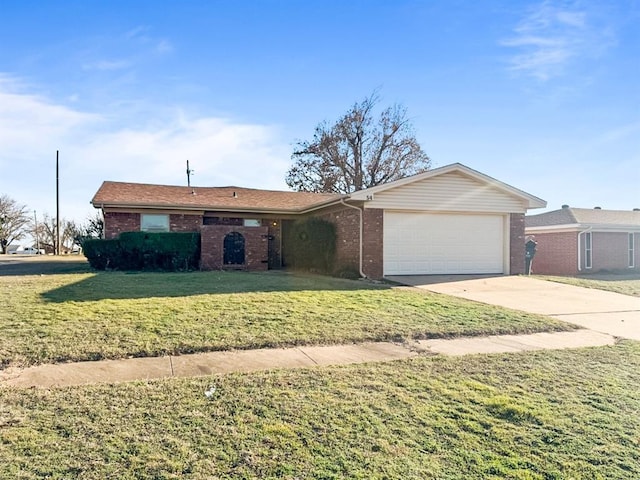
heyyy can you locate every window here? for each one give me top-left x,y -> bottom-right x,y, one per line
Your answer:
243,219 -> 261,227
630,233 -> 635,268
203,217 -> 242,226
585,232 -> 592,269
141,214 -> 169,232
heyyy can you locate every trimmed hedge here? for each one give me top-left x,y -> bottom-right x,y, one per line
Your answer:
82,239 -> 121,270
286,217 -> 336,274
84,232 -> 200,271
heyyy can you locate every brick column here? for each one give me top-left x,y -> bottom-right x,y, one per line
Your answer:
362,208 -> 383,279
509,213 -> 525,275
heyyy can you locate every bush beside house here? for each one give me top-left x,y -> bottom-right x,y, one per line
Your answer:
84,232 -> 200,271
285,217 -> 336,274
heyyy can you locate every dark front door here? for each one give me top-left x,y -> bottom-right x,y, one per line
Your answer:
223,232 -> 245,265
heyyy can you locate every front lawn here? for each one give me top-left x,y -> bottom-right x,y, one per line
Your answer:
0,270 -> 572,368
1,342 -> 638,479
538,274 -> 640,297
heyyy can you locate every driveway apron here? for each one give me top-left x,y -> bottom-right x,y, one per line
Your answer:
389,275 -> 640,341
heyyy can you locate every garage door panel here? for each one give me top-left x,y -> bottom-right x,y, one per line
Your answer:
383,212 -> 504,275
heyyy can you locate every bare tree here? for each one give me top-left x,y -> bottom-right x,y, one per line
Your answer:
0,195 -> 31,254
72,212 -> 104,247
37,213 -> 77,254
286,93 -> 430,193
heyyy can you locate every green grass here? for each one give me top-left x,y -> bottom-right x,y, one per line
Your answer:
2,342 -> 639,479
537,274 -> 640,297
0,271 -> 573,368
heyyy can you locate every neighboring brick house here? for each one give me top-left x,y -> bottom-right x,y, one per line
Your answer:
525,206 -> 640,275
91,163 -> 545,278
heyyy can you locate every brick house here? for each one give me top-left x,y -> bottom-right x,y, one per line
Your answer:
525,206 -> 640,275
91,163 -> 545,278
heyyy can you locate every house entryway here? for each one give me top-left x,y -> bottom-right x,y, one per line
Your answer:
223,232 -> 245,265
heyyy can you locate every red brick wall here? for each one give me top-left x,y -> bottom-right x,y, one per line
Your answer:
200,225 -> 268,271
262,218 -> 282,269
104,212 -> 140,239
530,231 -> 639,275
314,207 -> 361,274
104,212 -> 201,238
313,206 -> 384,279
528,231 -> 579,275
170,214 -> 201,232
363,208 -> 383,279
509,213 -> 525,275
592,232 -> 638,272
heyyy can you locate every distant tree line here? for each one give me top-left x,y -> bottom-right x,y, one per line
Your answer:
0,194 -> 103,254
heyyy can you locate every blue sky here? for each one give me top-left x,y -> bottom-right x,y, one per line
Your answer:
1,0 -> 638,226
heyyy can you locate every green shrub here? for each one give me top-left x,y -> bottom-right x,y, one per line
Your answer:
286,217 -> 336,273
334,266 -> 361,280
84,232 -> 200,271
83,239 -> 122,270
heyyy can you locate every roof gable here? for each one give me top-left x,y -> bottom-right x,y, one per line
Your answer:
349,163 -> 546,210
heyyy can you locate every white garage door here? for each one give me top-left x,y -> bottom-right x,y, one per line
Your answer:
384,212 -> 505,275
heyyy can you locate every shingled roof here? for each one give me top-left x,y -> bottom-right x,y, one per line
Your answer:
526,207 -> 640,228
91,181 -> 344,213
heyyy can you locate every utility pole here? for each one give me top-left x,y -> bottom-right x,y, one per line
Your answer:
56,150 -> 60,255
186,160 -> 193,187
33,210 -> 40,252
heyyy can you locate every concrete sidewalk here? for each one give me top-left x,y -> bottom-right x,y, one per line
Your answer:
0,329 -> 615,389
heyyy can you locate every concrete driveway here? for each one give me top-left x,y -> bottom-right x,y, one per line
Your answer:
389,275 -> 640,341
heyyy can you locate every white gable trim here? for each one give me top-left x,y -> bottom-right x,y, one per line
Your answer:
348,163 -> 546,209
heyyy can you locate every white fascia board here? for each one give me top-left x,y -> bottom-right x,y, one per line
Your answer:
525,224 -> 582,234
584,224 -> 640,232
526,223 -> 640,234
348,163 -> 547,209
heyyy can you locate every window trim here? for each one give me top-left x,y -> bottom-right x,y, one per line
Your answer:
629,233 -> 635,268
141,214 -> 170,232
584,232 -> 592,269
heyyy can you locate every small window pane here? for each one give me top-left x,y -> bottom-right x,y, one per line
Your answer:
243,219 -> 261,227
585,232 -> 592,269
141,214 -> 169,232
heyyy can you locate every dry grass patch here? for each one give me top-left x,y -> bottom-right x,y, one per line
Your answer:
1,342 -> 639,478
538,274 -> 640,297
0,270 -> 574,369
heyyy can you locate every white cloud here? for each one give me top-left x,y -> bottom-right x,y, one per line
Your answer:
125,26 -> 150,40
122,25 -> 173,55
155,40 -> 174,55
0,76 -> 100,163
70,114 -> 290,189
82,60 -> 132,71
0,76 -> 291,224
501,1 -> 614,81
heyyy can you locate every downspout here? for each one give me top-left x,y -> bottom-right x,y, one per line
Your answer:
340,198 -> 366,279
577,226 -> 592,272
